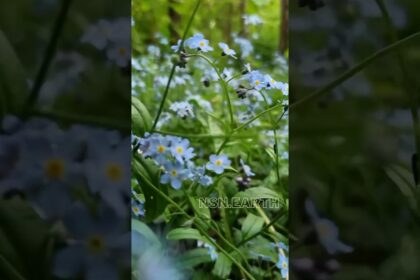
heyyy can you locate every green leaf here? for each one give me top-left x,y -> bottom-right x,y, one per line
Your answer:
132,97 -> 152,136
132,219 -> 161,248
235,187 -> 284,207
207,115 -> 224,152
166,228 -> 204,241
132,156 -> 168,222
0,30 -> 29,116
212,253 -> 232,279
0,198 -> 52,280
241,213 -> 265,240
385,164 -> 417,209
176,248 -> 212,270
188,196 -> 211,220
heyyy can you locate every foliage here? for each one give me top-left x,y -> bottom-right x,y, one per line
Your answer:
131,0 -> 289,279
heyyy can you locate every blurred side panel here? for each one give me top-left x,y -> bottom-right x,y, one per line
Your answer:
290,0 -> 420,279
0,0 -> 131,279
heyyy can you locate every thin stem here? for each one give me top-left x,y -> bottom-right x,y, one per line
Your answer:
151,0 -> 202,131
133,157 -> 255,279
259,92 -> 281,186
32,109 -> 130,131
234,103 -> 283,132
24,0 -> 73,113
186,53 -> 235,128
215,103 -> 283,154
236,210 -> 285,247
290,30 -> 420,110
254,204 -> 289,280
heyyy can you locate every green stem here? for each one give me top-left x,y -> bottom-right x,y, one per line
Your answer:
259,92 -> 281,186
186,53 -> 235,128
32,109 -> 130,131
216,103 -> 283,154
133,158 -> 255,279
290,30 -> 420,110
0,255 -> 25,280
24,0 -> 73,113
151,0 -> 202,131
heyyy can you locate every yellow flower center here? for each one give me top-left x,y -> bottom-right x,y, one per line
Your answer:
44,158 -> 65,179
215,159 -> 223,166
106,163 -> 123,182
271,79 -> 275,84
255,80 -> 260,86
199,41 -> 205,47
118,47 -> 127,55
171,170 -> 178,177
133,207 -> 139,214
176,146 -> 184,154
157,145 -> 166,153
282,261 -> 287,269
87,235 -> 106,254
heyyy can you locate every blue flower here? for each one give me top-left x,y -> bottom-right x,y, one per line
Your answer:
198,240 -> 218,261
206,154 -> 231,174
247,70 -> 265,90
170,101 -> 195,119
305,199 -> 353,254
170,138 -> 195,164
53,203 -> 128,280
240,159 -> 255,177
276,253 -> 288,279
132,200 -> 144,217
171,39 -> 182,52
185,34 -> 213,52
188,166 -> 213,186
218,42 -> 236,58
160,162 -> 187,189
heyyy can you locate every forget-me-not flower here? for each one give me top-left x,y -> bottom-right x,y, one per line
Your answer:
247,71 -> 266,90
240,159 -> 255,177
185,34 -> 213,52
206,154 -> 231,174
218,42 -> 236,58
170,138 -> 195,163
160,162 -> 187,189
276,254 -> 288,279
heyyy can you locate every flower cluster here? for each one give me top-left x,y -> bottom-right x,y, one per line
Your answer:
135,133 -> 233,189
0,115 -> 130,218
82,18 -> 130,67
0,116 -> 131,280
244,70 -> 288,94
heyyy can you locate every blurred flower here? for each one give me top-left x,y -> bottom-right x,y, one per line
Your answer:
240,159 -> 255,177
107,44 -> 130,67
171,39 -> 182,52
243,14 -> 263,25
276,253 -> 289,279
305,199 -> 353,254
233,36 -> 253,57
247,70 -> 266,90
218,42 -> 236,58
198,240 -> 218,261
53,202 -> 129,280
185,34 -> 213,52
170,101 -> 195,119
85,138 -> 130,217
206,154 -> 231,174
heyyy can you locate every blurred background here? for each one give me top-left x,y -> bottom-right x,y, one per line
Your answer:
290,0 -> 420,279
